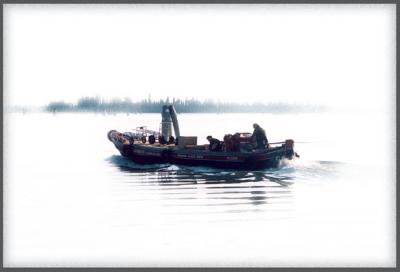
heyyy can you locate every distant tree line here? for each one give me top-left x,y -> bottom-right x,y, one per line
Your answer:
45,96 -> 326,114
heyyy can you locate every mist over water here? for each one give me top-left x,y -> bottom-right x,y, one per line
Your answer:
4,112 -> 395,267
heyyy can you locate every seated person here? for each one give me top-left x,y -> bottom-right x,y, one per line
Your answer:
206,135 -> 222,151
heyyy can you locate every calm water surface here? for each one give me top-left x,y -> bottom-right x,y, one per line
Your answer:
4,112 -> 395,267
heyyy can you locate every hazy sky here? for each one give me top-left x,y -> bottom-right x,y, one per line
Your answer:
4,4 -> 395,110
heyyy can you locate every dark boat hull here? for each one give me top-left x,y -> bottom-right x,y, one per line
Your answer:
109,131 -> 295,170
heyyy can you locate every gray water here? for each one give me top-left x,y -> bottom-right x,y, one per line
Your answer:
4,112 -> 395,267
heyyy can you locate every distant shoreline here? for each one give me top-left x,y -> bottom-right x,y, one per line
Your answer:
36,96 -> 327,114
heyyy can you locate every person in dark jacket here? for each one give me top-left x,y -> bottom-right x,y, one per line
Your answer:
252,123 -> 268,149
207,135 -> 222,151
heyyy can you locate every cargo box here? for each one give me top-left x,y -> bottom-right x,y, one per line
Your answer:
177,136 -> 197,148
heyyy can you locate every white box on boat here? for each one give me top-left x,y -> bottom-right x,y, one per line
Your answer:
177,136 -> 197,148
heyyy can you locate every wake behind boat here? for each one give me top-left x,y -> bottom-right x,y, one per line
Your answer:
108,105 -> 298,170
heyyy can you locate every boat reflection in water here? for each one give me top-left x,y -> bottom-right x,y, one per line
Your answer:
107,155 -> 294,208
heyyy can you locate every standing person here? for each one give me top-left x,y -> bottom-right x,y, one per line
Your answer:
252,123 -> 268,149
